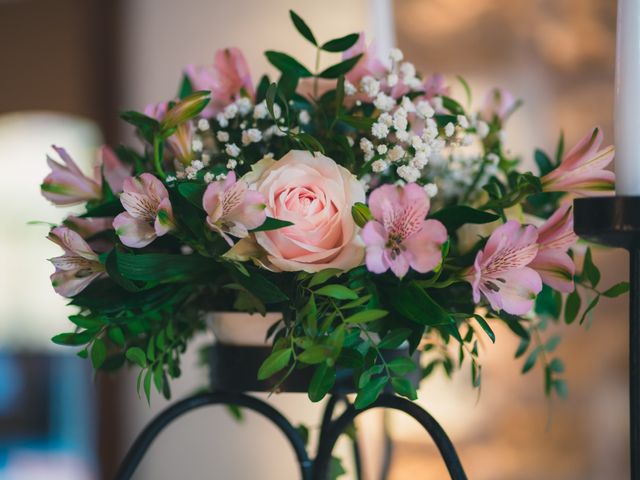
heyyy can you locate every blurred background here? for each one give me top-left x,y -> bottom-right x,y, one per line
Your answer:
0,0 -> 627,479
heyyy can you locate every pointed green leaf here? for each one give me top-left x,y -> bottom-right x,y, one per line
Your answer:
321,33 -> 360,52
257,348 -> 292,380
289,10 -> 317,46
318,54 -> 363,79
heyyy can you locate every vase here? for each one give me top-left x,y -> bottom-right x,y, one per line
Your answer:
206,311 -> 282,346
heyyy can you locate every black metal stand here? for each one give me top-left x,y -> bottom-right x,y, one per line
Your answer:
574,196 -> 640,479
115,344 -> 468,479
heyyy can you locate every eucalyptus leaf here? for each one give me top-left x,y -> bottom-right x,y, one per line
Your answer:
318,54 -> 363,79
265,51 -> 313,77
289,10 -> 317,46
321,33 -> 360,52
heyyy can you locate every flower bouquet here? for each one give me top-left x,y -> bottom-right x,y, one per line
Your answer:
41,11 -> 627,408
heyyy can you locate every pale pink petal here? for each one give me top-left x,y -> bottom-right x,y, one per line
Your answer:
530,249 -> 575,293
482,267 -> 542,315
100,146 -> 132,194
561,127 -> 603,171
113,212 -> 157,248
537,203 -> 577,251
51,270 -> 103,298
361,220 -> 388,247
154,197 -> 175,236
388,251 -> 411,279
404,219 -> 447,273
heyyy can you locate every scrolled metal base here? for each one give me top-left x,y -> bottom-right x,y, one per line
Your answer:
115,391 -> 467,480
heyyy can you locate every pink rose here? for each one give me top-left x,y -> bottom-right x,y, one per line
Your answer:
239,150 -> 366,272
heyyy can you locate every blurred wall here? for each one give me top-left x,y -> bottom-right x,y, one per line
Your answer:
387,1 -> 629,479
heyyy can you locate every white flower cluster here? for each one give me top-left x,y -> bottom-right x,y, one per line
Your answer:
359,92 -> 446,185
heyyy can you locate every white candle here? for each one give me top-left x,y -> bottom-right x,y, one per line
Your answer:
616,0 -> 640,195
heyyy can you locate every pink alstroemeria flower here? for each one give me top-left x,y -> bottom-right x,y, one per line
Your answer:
464,220 -> 542,315
361,183 -> 447,279
480,87 -> 517,123
99,146 -> 132,194
185,47 -> 254,117
542,128 -> 615,195
113,173 -> 175,248
63,215 -> 115,253
343,33 -> 387,85
203,171 -> 266,245
48,227 -> 106,297
144,101 -> 195,164
529,203 -> 578,293
422,73 -> 449,100
41,146 -> 101,205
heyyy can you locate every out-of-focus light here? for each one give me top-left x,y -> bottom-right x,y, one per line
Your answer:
0,112 -> 102,348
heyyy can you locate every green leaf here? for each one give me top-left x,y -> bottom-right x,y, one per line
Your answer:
441,96 -> 465,115
108,326 -> 125,347
52,331 -> 93,346
553,379 -> 568,398
351,202 -> 373,228
308,268 -> 342,287
177,183 -> 206,210
250,217 -> 294,232
120,111 -> 159,132
456,75 -> 472,107
579,295 -> 600,325
115,252 -> 217,284
378,328 -> 412,349
501,314 -> 530,339
358,364 -> 384,389
338,114 -> 375,131
318,54 -> 363,79
388,357 -> 417,375
235,268 -> 289,304
522,347 -> 540,373
265,51 -> 313,77
314,284 -> 358,300
515,336 -> 530,358
91,338 -> 107,369
545,335 -> 561,353
473,315 -> 495,343
125,347 -> 147,368
257,348 -> 292,380
534,149 -> 554,176
344,309 -> 388,324
298,345 -> 332,364
68,315 -> 103,330
389,282 -> 452,326
321,33 -> 360,52
429,205 -> 499,232
289,10 -> 317,46
294,132 -> 325,153
309,363 -> 336,402
354,376 -> 387,409
564,290 -> 581,324
330,456 -> 347,480
391,377 -> 417,400
603,282 -> 630,298
143,369 -> 153,404
178,74 -> 193,99
555,132 -> 565,165
549,358 -> 565,373
583,248 -> 601,287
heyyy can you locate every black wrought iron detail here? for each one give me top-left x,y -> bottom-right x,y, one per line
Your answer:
574,196 -> 640,480
114,391 -> 467,480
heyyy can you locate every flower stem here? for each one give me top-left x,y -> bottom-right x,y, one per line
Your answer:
153,135 -> 166,179
313,47 -> 321,99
